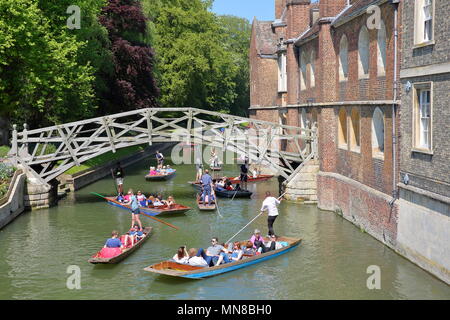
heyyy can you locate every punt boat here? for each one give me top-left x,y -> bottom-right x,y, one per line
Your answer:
143,236 -> 301,279
145,170 -> 176,181
89,227 -> 152,264
105,196 -> 191,216
228,174 -> 274,184
196,194 -> 217,211
188,182 -> 252,198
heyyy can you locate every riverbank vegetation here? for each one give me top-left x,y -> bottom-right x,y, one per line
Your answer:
0,0 -> 251,132
0,163 -> 16,199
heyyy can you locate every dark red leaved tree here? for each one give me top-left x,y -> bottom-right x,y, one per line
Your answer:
99,0 -> 159,113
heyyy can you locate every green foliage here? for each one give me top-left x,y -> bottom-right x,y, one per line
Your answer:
0,162 -> 16,198
0,0 -> 97,128
143,0 -> 250,115
34,143 -> 57,156
0,145 -> 10,158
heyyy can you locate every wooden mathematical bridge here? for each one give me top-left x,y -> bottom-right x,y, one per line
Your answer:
8,108 -> 317,187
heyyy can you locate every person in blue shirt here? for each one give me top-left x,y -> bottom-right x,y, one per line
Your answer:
128,189 -> 143,231
126,225 -> 145,247
104,230 -> 124,248
200,169 -> 214,205
156,150 -> 164,169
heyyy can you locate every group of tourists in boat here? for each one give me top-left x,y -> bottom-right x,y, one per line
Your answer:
171,230 -> 287,268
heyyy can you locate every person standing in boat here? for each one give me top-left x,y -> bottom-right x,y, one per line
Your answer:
239,158 -> 249,191
129,189 -> 143,231
113,162 -> 125,195
200,169 -> 214,206
156,150 -> 164,169
260,191 -> 282,237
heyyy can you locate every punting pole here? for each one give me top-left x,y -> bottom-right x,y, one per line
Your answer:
225,191 -> 287,244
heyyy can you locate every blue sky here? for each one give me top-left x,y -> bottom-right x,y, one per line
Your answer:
211,0 -> 274,23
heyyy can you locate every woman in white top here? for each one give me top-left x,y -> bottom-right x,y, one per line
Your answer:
187,248 -> 208,267
172,246 -> 189,264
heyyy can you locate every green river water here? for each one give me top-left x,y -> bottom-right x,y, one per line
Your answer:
0,156 -> 449,300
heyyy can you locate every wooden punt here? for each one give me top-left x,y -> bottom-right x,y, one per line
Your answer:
143,236 -> 301,279
196,194 -> 217,211
89,227 -> 152,264
145,170 -> 176,181
105,197 -> 191,216
188,182 -> 252,198
228,174 -> 274,184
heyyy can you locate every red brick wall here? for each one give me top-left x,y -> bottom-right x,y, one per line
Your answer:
317,173 -> 398,247
319,0 -> 348,17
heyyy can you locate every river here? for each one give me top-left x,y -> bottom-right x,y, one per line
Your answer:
0,156 -> 449,299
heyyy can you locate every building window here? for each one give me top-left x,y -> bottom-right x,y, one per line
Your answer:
372,107 -> 385,157
349,107 -> 361,151
338,108 -> 347,148
300,51 -> 307,90
339,35 -> 349,81
278,52 -> 287,92
413,83 -> 432,152
310,50 -> 316,88
377,20 -> 387,76
414,0 -> 434,45
300,108 -> 308,129
358,26 -> 370,78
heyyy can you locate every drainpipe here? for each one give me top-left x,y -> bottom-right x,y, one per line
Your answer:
390,0 -> 400,206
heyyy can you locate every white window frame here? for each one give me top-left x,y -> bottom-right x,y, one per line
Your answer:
358,26 -> 370,79
278,52 -> 287,93
377,20 -> 387,77
372,107 -> 385,159
339,35 -> 349,82
414,0 -> 435,47
412,82 -> 433,154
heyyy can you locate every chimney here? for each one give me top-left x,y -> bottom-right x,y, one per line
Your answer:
275,0 -> 285,19
319,0 -> 348,17
310,7 -> 320,27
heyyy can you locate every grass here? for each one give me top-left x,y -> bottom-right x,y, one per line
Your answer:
64,144 -> 146,175
0,145 -> 10,158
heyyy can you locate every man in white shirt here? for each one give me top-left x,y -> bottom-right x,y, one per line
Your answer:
260,191 -> 282,236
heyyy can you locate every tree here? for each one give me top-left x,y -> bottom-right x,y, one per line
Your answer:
143,0 -> 250,115
99,0 -> 159,113
0,0 -> 96,128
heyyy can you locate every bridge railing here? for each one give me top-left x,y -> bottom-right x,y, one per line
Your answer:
9,108 -> 318,184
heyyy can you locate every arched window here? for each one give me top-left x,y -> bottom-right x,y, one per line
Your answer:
339,35 -> 349,81
372,107 -> 385,156
350,107 -> 361,150
310,50 -> 316,88
358,26 -> 370,78
338,108 -> 347,147
377,20 -> 387,76
300,108 -> 308,129
300,50 -> 307,90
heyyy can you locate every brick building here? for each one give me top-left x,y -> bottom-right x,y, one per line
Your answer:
250,0 -> 449,284
396,0 -> 450,284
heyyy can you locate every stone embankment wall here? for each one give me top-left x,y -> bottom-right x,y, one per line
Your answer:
0,170 -> 25,229
285,160 -> 319,203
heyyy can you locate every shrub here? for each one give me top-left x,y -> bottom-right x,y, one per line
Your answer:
0,145 -> 10,158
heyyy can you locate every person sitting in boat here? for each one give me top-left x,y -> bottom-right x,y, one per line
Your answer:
137,191 -> 147,207
225,179 -> 233,191
187,248 -> 208,267
196,237 -> 230,267
125,225 -> 144,247
123,191 -> 132,204
149,166 -> 158,176
116,193 -> 125,203
199,191 -> 215,203
250,229 -> 265,249
104,230 -> 124,249
256,235 -> 284,253
215,241 -> 244,265
163,195 -> 175,208
242,241 -> 257,255
172,246 -> 189,264
166,165 -> 175,173
152,195 -> 164,206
